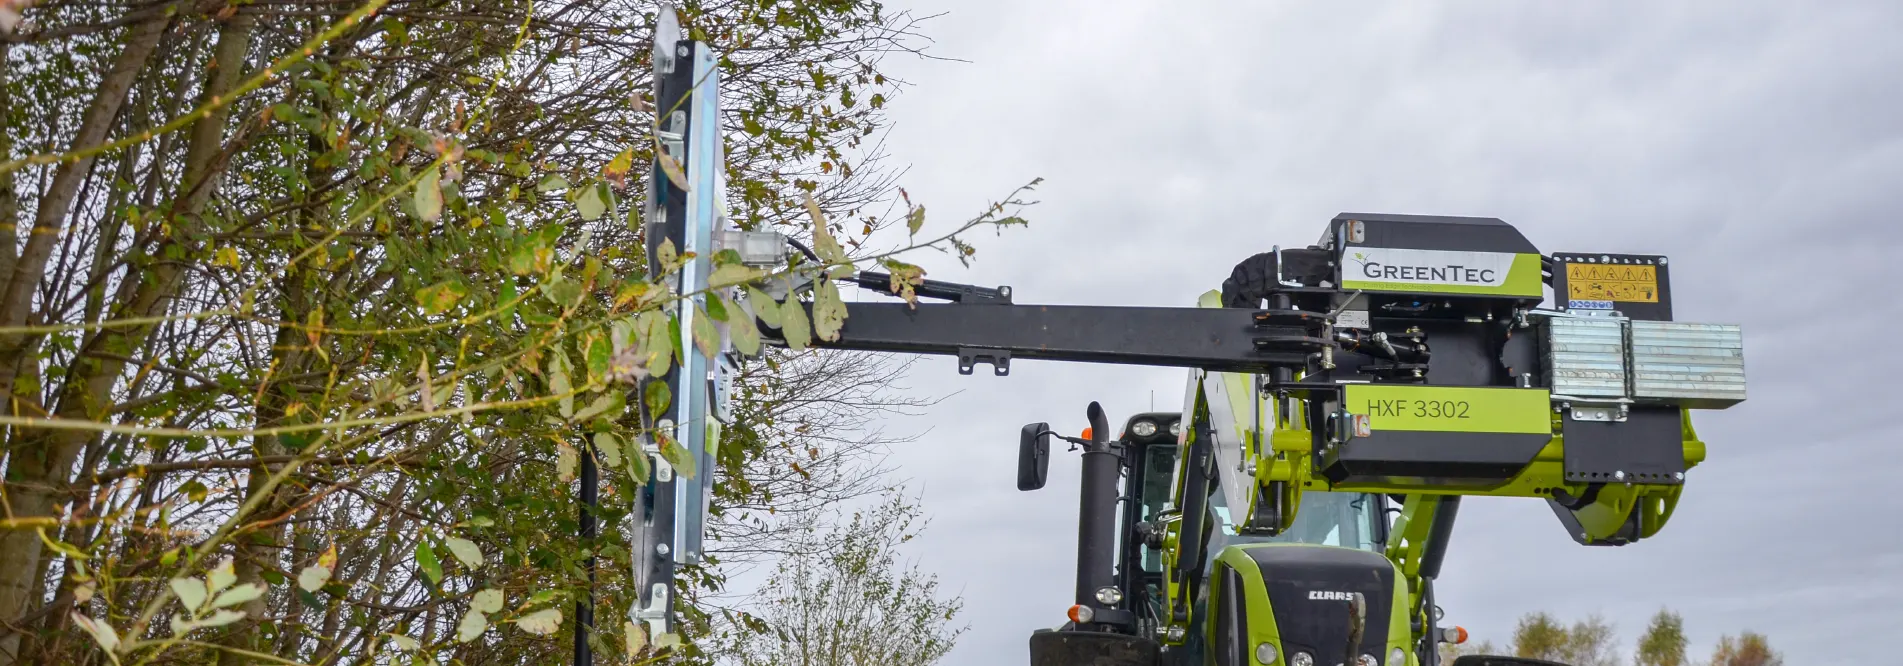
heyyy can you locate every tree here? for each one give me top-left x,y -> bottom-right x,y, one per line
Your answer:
1710,631 -> 1783,666
0,0 -> 1038,663
1635,608 -> 1688,666
1511,612 -> 1620,666
1513,612 -> 1570,661
717,489 -> 966,666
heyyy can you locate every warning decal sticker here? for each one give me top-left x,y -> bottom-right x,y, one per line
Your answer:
1565,263 -> 1659,303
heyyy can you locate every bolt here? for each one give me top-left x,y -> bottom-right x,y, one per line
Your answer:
658,418 -> 676,431
676,45 -> 689,58
1613,470 -> 1626,481
1673,472 -> 1684,481
1658,257 -> 1668,265
657,543 -> 671,556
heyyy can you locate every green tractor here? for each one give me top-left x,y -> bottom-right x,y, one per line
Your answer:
1021,406 -> 1456,666
1014,216 -> 1743,666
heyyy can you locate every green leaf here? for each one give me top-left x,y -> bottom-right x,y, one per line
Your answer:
576,182 -> 608,220
625,440 -> 651,485
906,204 -> 926,236
660,434 -> 697,480
727,295 -> 761,357
197,609 -> 246,629
643,381 -> 672,419
708,264 -> 761,289
655,631 -> 684,650
558,440 -> 578,482
571,392 -> 623,424
586,334 -> 612,381
457,608 -> 488,642
640,311 -> 673,378
212,583 -> 264,609
444,537 -> 482,568
414,167 -> 443,221
611,317 -> 640,353
416,541 -> 443,585
595,432 -> 622,467
297,565 -> 331,592
813,278 -> 846,342
744,285 -> 782,328
780,297 -> 812,351
473,589 -> 505,615
415,280 -> 468,315
209,558 -> 237,594
549,353 -> 574,419
389,634 -> 421,651
515,607 -> 564,635
170,578 -> 208,612
537,174 -> 570,192
656,238 -> 679,272
540,275 -> 582,306
704,292 -> 729,322
692,304 -> 720,360
509,242 -> 538,276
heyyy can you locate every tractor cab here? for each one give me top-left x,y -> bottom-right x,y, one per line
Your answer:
1110,413 -> 1392,663
1020,408 -> 1395,666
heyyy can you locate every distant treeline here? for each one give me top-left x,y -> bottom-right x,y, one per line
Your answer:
1443,609 -> 1782,666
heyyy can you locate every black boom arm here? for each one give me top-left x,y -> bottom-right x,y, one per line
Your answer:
769,298 -> 1318,376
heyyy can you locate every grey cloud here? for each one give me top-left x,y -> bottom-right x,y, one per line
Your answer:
809,1 -> 1903,664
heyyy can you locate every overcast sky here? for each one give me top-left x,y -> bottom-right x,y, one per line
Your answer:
821,2 -> 1903,664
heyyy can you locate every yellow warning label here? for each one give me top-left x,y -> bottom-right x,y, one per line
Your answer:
1565,263 -> 1659,303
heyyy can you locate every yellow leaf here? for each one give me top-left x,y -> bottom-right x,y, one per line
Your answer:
304,307 -> 323,349
626,621 -> 648,655
603,147 -> 635,190
415,280 -> 468,316
802,193 -> 847,263
656,151 -> 690,191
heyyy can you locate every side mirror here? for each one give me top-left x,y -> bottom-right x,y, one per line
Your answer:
1017,422 -> 1051,491
1452,656 -> 1571,666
